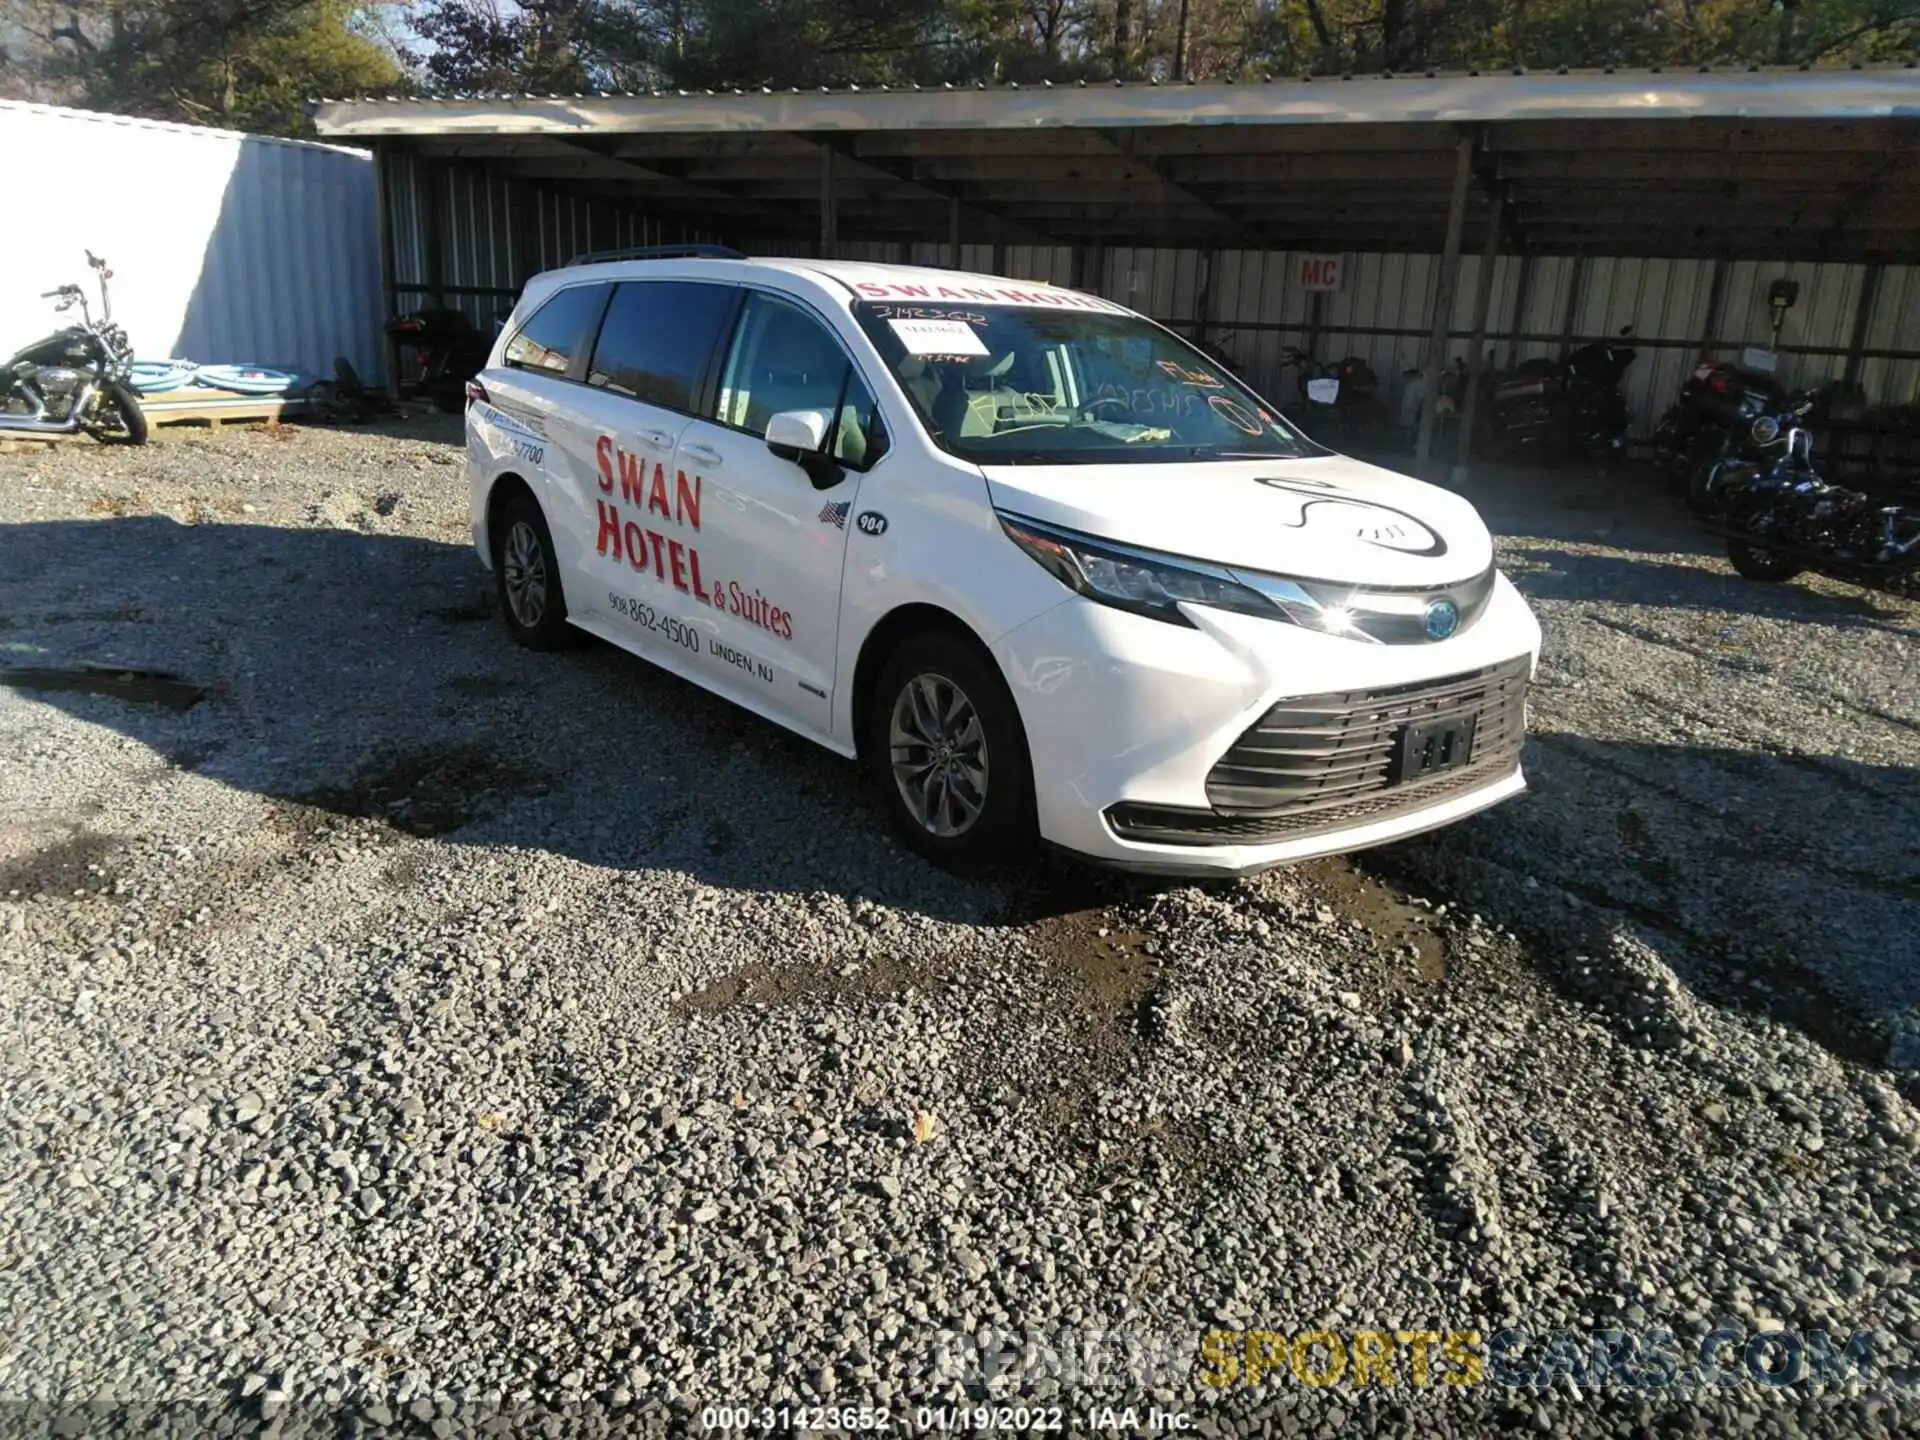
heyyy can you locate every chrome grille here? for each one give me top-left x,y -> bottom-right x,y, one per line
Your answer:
1105,656 -> 1529,847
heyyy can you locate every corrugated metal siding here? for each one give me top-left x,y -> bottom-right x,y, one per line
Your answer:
1861,266 -> 1920,409
385,150 -> 727,334
1068,246 -> 1919,435
0,101 -> 381,380
379,144 -> 1920,432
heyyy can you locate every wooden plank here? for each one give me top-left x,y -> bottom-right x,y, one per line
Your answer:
830,146 -> 1059,247
140,393 -> 312,429
1165,152 -> 1466,184
1496,151 -> 1896,181
1455,188 -> 1503,470
820,141 -> 838,257
1489,117 -> 1912,153
373,139 -> 399,398
1125,122 -> 1461,156
855,130 -> 1131,160
1416,134 -> 1476,474
899,156 -> 1161,185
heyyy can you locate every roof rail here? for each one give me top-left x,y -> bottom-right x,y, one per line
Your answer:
564,243 -> 747,267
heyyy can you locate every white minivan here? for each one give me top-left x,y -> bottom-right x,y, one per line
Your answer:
466,249 -> 1540,875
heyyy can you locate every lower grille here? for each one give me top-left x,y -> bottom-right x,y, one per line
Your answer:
1106,655 -> 1529,848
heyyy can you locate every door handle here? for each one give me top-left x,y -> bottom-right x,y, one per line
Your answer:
637,429 -> 673,449
682,444 -> 724,467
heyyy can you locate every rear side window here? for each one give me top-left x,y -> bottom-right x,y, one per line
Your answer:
502,284 -> 607,375
586,281 -> 736,412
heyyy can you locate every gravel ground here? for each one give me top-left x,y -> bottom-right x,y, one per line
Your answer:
1,418 -> 1915,1437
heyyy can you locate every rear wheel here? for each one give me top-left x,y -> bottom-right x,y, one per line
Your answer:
491,494 -> 573,650
82,381 -> 147,445
1727,540 -> 1801,583
867,630 -> 1034,873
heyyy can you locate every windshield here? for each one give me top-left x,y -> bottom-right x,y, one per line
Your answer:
853,299 -> 1326,465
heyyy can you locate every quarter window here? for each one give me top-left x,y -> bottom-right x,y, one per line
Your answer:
502,284 -> 607,375
714,293 -> 887,469
586,281 -> 736,412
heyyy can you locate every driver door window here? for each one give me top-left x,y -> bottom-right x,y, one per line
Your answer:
713,293 -> 886,469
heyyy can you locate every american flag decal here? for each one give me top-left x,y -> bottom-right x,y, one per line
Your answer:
818,501 -> 850,529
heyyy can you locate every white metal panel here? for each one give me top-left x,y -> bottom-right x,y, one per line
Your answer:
0,100 -> 381,379
1720,259 -> 1865,393
998,246 -> 1073,283
1860,265 -> 1920,407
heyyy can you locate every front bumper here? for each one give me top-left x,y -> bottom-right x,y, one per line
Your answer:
992,573 -> 1540,877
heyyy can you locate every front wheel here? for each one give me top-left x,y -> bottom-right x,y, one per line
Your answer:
1727,540 -> 1801,583
867,631 -> 1034,873
82,381 -> 148,445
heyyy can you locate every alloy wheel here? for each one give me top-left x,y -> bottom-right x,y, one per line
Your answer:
888,672 -> 990,838
502,520 -> 548,628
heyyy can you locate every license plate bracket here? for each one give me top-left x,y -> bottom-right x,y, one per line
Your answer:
1392,714 -> 1478,783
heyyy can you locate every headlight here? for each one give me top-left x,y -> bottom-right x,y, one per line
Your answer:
998,511 -> 1493,643
998,514 -> 1276,628
1751,415 -> 1781,446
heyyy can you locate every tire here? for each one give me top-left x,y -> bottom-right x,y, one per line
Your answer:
83,381 -> 147,445
1726,540 -> 1801,583
491,494 -> 573,650
866,629 -> 1035,874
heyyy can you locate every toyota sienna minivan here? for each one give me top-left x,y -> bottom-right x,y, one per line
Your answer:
466,249 -> 1540,875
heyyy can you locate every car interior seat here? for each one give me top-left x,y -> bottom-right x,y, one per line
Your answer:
897,356 -> 941,416
955,353 -> 1020,438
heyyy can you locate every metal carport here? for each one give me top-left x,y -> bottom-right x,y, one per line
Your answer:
311,69 -> 1920,473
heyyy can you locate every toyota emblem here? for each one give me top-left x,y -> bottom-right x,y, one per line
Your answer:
1424,597 -> 1460,641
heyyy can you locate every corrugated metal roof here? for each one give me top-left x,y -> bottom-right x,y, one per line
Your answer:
312,69 -> 1920,263
2,98 -> 368,155
312,67 -> 1920,135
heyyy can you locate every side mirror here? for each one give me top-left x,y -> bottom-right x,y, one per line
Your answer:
765,409 -> 842,490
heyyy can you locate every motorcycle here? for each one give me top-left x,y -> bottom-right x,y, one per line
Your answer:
1482,327 -> 1636,464
385,307 -> 493,412
1681,391 -> 1815,514
1652,356 -> 1787,492
1277,346 -> 1383,446
1,251 -> 146,444
1703,409 -> 1920,595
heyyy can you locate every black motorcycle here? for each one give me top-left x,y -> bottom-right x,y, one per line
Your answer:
1483,328 -> 1635,464
1652,356 -> 1786,493
1277,346 -> 1383,446
1,251 -> 146,444
1704,410 -> 1920,594
1680,391 -> 1816,515
386,307 -> 493,412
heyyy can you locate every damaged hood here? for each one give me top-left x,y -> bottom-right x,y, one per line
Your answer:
982,453 -> 1495,587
